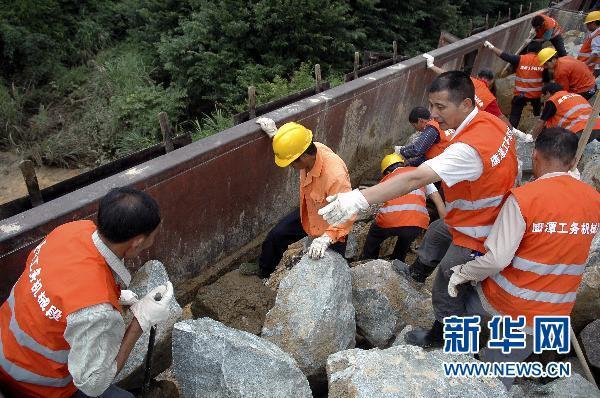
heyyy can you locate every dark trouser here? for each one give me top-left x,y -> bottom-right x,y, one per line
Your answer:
361,223 -> 423,262
418,220 -> 535,390
509,95 -> 541,128
578,85 -> 597,100
457,286 -> 535,390
416,219 -> 476,321
72,386 -> 134,398
258,208 -> 346,275
550,35 -> 567,57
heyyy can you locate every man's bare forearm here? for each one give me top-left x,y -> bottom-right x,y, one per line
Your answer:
115,318 -> 143,374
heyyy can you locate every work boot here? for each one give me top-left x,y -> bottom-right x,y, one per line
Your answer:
238,262 -> 270,278
404,320 -> 444,348
393,259 -> 435,283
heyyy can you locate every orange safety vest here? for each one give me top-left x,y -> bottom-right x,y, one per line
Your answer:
546,90 -> 600,133
577,28 -> 600,71
424,120 -> 451,159
553,56 -> 596,94
481,175 -> 600,327
514,53 -> 544,99
443,111 -> 518,253
0,221 -> 122,398
535,14 -> 562,39
471,77 -> 496,112
376,167 -> 430,229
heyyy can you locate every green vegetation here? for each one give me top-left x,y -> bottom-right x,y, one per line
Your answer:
0,0 -> 546,167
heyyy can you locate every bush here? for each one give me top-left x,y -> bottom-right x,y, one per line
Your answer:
0,82 -> 24,147
19,44 -> 186,167
191,108 -> 234,141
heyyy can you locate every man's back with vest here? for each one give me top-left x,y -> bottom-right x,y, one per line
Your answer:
0,188 -> 172,398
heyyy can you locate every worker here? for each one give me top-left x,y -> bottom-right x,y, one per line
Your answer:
483,41 -> 544,128
578,10 -> 600,75
423,54 -> 509,124
239,119 -> 353,278
445,128 -> 600,388
538,47 -> 597,100
0,187 -> 174,398
531,13 -> 567,57
531,82 -> 600,142
361,153 -> 446,262
393,106 -> 451,166
318,71 -> 518,347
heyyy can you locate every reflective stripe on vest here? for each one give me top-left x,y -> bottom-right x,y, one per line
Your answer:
514,86 -> 543,92
557,103 -> 591,128
445,195 -> 504,212
452,225 -> 493,239
577,29 -> 600,65
379,204 -> 428,215
489,273 -> 577,304
481,175 -> 600,326
0,327 -> 72,388
512,256 -> 586,276
515,77 -> 543,83
565,115 -> 590,131
7,289 -> 68,364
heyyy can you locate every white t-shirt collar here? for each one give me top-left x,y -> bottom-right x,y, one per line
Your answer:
92,230 -> 131,287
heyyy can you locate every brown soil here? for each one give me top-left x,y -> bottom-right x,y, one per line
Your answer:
191,269 -> 276,335
0,151 -> 86,205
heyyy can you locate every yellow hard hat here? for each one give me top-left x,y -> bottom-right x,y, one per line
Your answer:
380,153 -> 405,174
272,122 -> 313,167
537,47 -> 557,65
584,10 -> 600,24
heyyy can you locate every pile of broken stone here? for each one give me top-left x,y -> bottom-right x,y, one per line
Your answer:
116,140 -> 600,398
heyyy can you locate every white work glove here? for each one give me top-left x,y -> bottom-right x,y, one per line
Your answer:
529,27 -> 536,37
119,290 -> 139,306
256,117 -> 278,138
568,167 -> 581,180
131,282 -> 174,332
394,145 -> 404,155
307,234 -> 332,259
422,54 -> 435,69
318,189 -> 369,226
448,272 -> 469,298
512,128 -> 534,143
483,41 -> 495,49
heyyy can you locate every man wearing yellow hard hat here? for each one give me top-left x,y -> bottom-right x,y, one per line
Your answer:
361,153 -> 446,263
578,10 -> 600,75
239,117 -> 353,278
537,46 -> 597,99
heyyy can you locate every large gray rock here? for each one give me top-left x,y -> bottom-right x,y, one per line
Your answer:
351,260 -> 434,347
512,373 -> 600,398
563,30 -> 586,58
582,161 -> 600,192
516,139 -> 534,175
327,345 -> 508,398
581,319 -> 600,370
116,260 -> 183,389
579,140 -> 600,171
261,251 -> 355,380
172,318 -> 311,398
572,261 -> 600,333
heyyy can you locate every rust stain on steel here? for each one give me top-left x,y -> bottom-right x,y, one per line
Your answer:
0,0 -> 583,303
